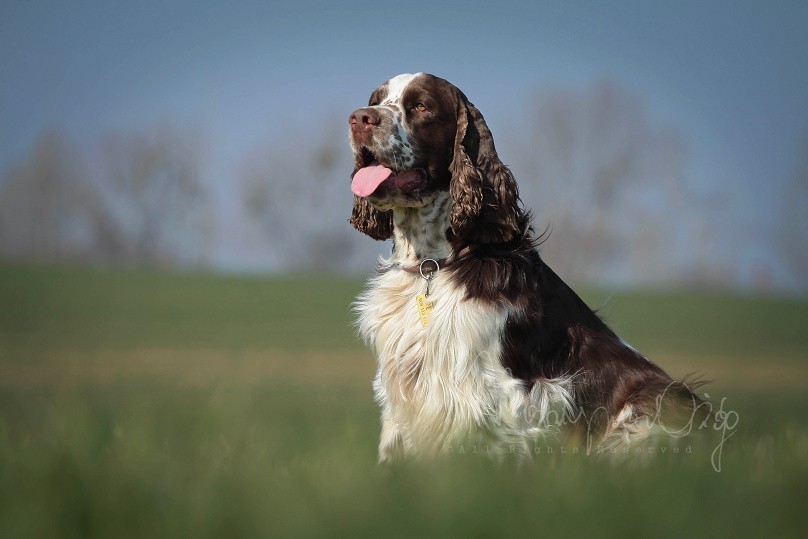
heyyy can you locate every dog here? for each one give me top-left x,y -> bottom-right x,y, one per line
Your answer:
348,73 -> 703,461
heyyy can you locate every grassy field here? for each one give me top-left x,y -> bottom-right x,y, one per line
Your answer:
0,265 -> 806,537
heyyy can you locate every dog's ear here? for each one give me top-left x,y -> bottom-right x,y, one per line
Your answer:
449,91 -> 524,245
349,195 -> 393,240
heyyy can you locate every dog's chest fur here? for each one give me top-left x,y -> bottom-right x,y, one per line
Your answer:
356,267 -> 518,454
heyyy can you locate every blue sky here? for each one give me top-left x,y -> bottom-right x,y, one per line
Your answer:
1,0 -> 807,285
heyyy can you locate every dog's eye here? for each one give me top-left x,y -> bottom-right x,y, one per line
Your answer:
414,103 -> 428,112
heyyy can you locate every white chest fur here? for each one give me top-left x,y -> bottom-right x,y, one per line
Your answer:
355,267 -> 575,460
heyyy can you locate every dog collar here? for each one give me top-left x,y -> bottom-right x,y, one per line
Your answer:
389,246 -> 473,276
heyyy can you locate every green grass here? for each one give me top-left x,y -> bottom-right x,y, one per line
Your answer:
1,265 -> 806,537
0,265 -> 363,353
587,288 -> 808,360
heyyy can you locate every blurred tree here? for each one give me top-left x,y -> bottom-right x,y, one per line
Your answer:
239,117 -> 362,272
513,79 -> 717,286
778,131 -> 808,290
0,127 -> 214,268
96,127 -> 214,267
0,131 -> 106,264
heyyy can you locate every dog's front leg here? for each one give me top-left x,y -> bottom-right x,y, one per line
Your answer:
378,408 -> 405,463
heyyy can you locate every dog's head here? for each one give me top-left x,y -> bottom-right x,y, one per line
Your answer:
348,73 -> 525,245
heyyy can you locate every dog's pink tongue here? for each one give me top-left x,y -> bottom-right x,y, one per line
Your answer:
351,165 -> 393,197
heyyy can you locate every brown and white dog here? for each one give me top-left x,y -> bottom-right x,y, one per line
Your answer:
348,73 -> 702,462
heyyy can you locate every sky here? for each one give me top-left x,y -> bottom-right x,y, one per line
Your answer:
1,0 -> 807,287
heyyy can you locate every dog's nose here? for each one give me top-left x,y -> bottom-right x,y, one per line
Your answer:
349,107 -> 381,132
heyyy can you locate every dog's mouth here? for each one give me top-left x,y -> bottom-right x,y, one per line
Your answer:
351,147 -> 428,198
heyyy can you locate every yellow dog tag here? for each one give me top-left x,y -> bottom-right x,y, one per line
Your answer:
416,293 -> 434,328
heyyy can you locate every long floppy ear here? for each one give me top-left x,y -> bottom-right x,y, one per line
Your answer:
449,92 -> 524,245
349,195 -> 393,240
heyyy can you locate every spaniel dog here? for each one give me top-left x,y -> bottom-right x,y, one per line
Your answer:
349,73 -> 702,462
